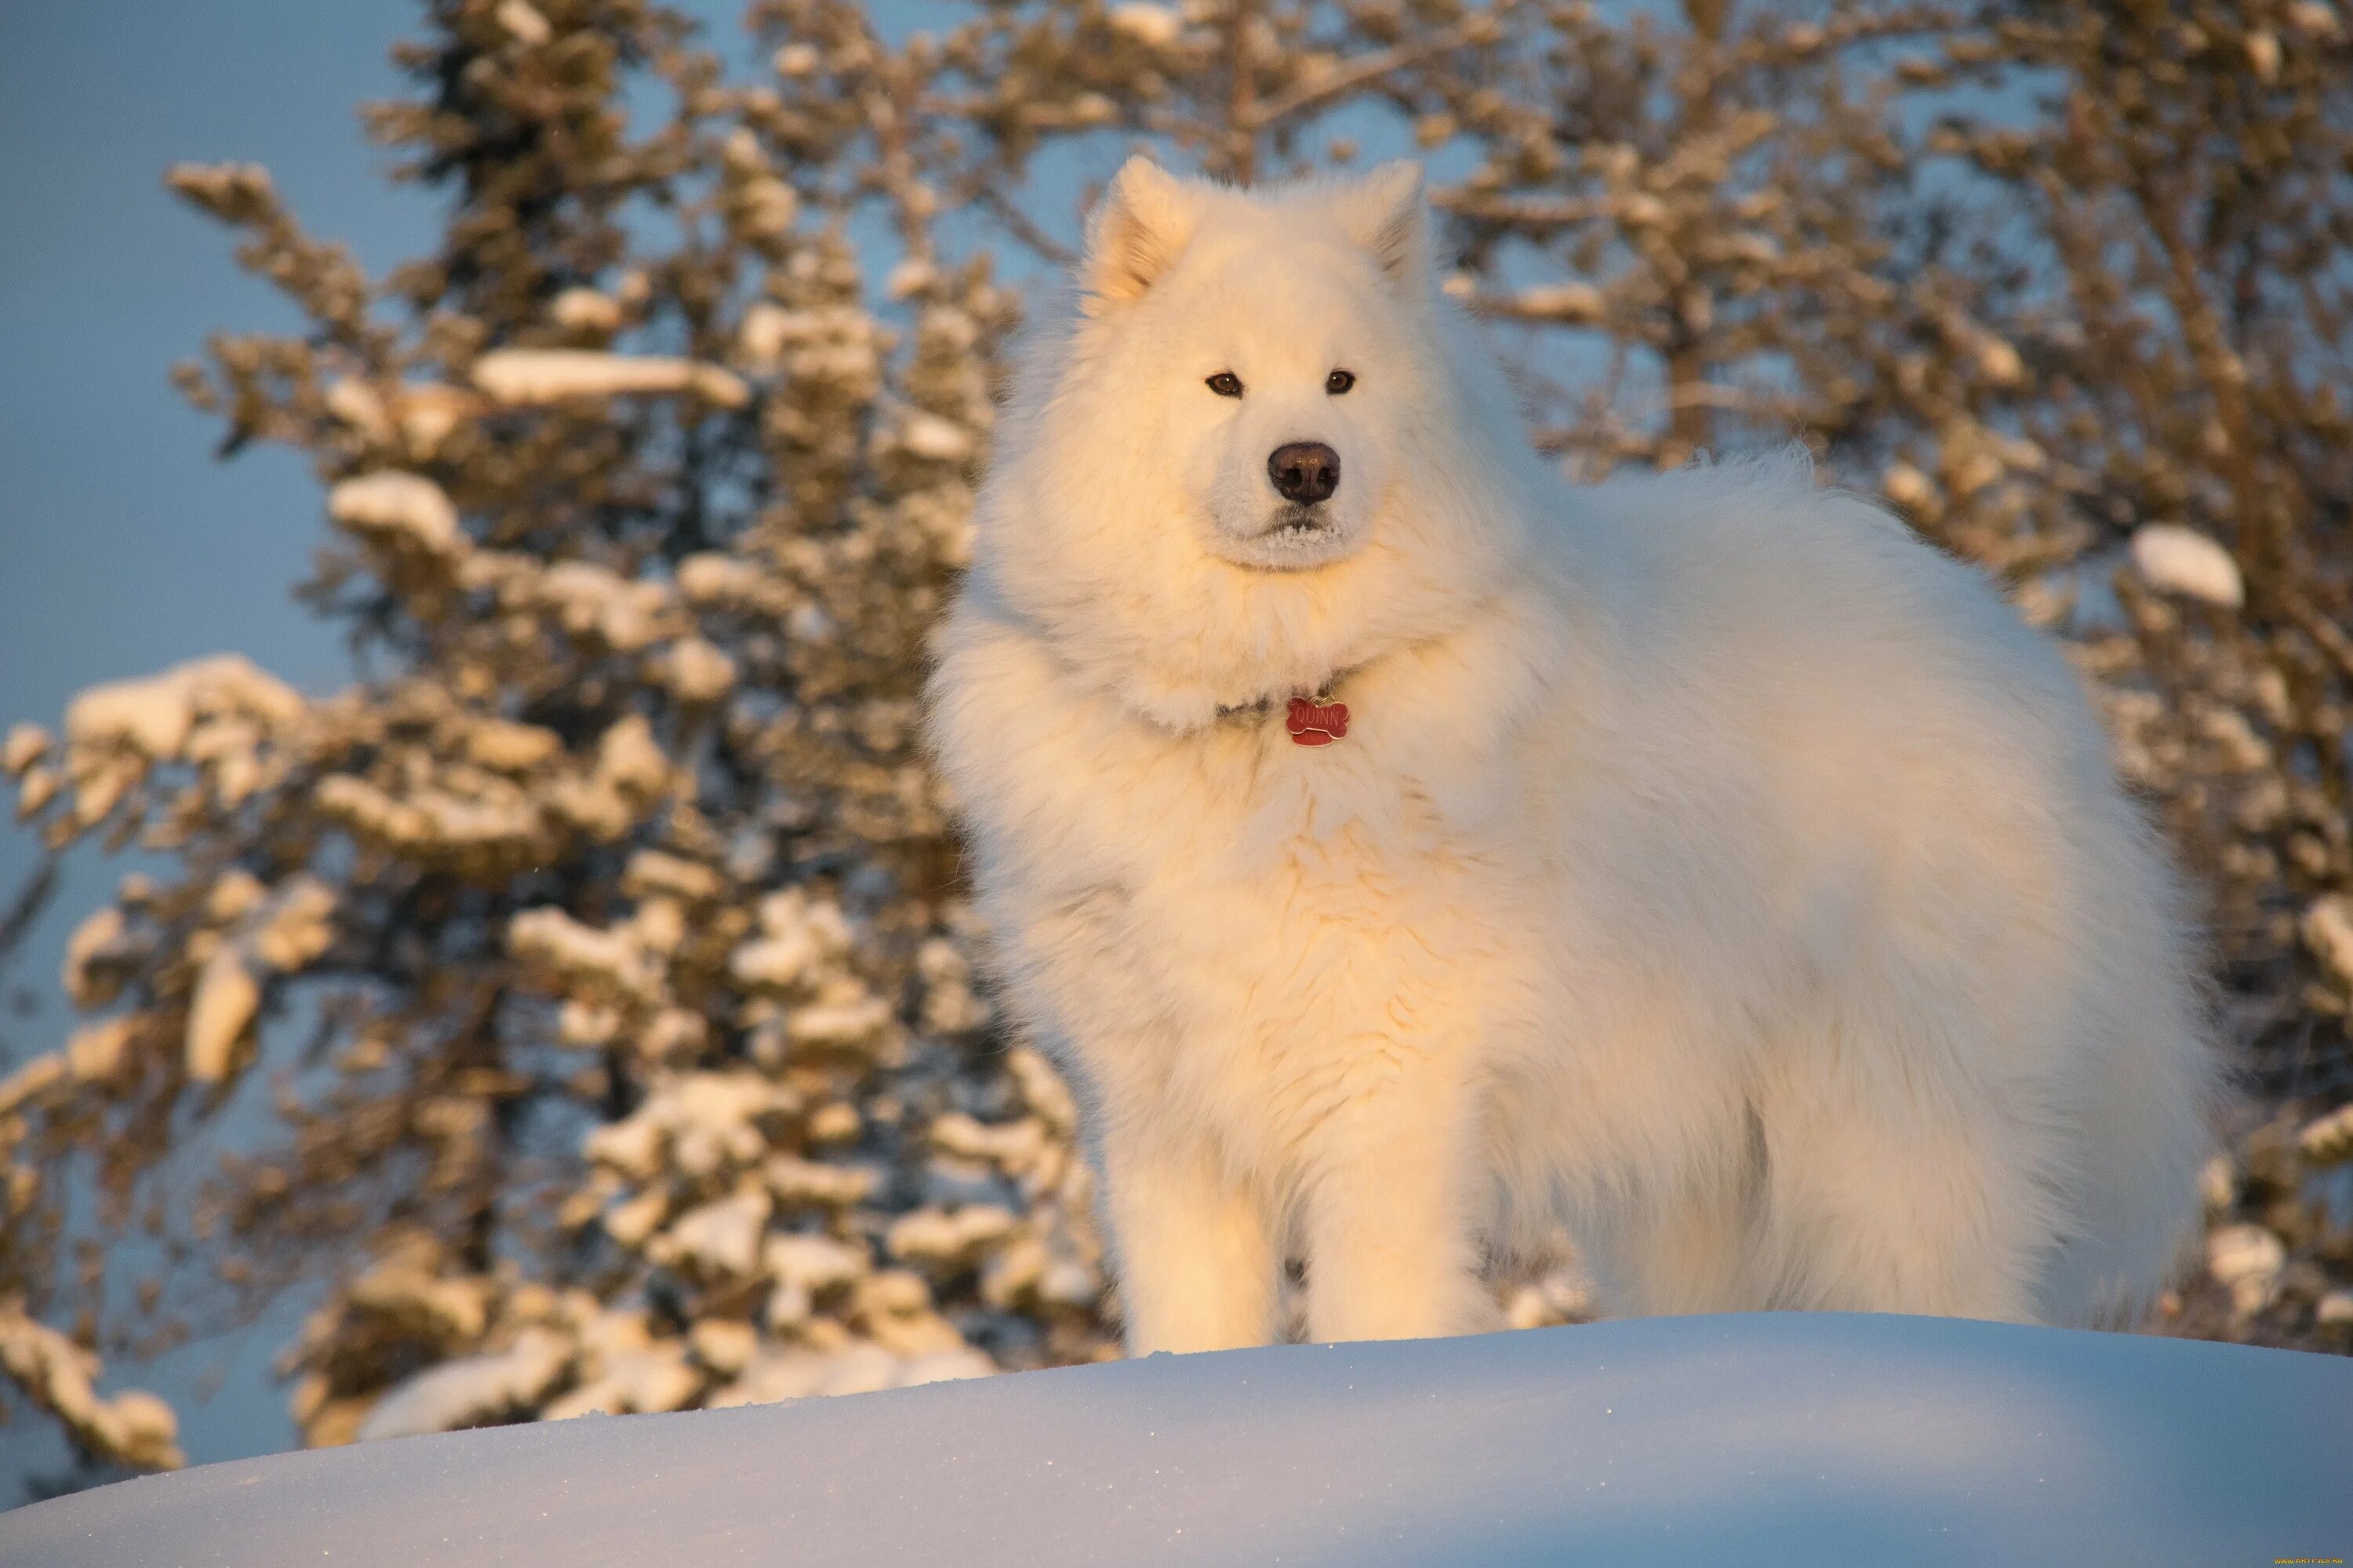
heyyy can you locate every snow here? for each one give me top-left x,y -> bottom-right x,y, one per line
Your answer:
0,1053 -> 68,1119
547,287 -> 620,333
344,1264 -> 490,1342
1973,335 -> 2026,386
708,1341 -> 993,1406
355,1328 -> 570,1443
543,1341 -> 698,1421
584,1072 -> 802,1183
762,1231 -> 869,1297
62,1016 -> 138,1084
621,849 -> 724,902
183,945 -> 260,1082
729,888 -> 853,989
2247,27 -> 2283,80
886,1202 -> 1020,1266
733,177 -> 799,239
884,258 -> 938,300
2304,893 -> 2353,986
675,551 -> 766,605
60,905 -> 136,1006
460,718 -> 562,773
323,377 -> 392,439
762,1155 -> 876,1207
1107,2 -> 1184,48
63,653 -> 302,762
533,559 -> 676,651
249,877 -> 336,970
388,383 -> 478,453
591,714 -> 669,797
9,765 -> 60,814
2205,1224 -> 2289,1316
784,990 -> 893,1047
650,1190 -> 772,1278
494,0 -> 552,45
893,410 -> 977,462
470,349 -> 750,409
1507,282 -> 1606,322
654,635 -> 737,702
328,471 -> 464,557
1,722 -> 49,775
507,907 -> 663,1003
0,1305 -> 182,1472
2129,523 -> 2245,607
6,1314 -> 2347,1565
735,303 -> 806,368
2304,1099 -> 2353,1163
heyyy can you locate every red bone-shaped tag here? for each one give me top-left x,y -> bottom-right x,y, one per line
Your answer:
1286,697 -> 1350,746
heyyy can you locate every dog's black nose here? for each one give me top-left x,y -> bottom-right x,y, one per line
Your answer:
1268,442 -> 1340,504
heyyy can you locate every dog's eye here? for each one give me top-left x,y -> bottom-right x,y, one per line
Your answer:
1206,372 -> 1244,398
1326,369 -> 1356,395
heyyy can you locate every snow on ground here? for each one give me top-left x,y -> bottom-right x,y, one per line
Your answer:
5,1312 -> 2348,1566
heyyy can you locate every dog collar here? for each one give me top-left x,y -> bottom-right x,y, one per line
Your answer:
1217,679 -> 1352,746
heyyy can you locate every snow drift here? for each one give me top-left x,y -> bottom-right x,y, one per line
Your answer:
5,1313 -> 2348,1566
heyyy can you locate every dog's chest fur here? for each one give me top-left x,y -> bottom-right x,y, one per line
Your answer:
943,607 -> 1563,1159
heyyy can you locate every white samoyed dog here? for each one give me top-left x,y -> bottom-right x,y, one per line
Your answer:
926,157 -> 2215,1351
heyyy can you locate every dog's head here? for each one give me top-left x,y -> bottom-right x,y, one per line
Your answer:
1072,157 -> 1428,573
974,158 -> 1539,726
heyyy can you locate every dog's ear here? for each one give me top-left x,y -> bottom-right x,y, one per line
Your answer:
1333,161 -> 1427,287
1081,158 -> 1204,311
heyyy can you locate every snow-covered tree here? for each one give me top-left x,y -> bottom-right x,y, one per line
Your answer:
0,0 -> 1089,1462
5,0 -> 2351,1480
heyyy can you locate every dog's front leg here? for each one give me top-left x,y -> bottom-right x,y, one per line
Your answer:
1099,1119 -> 1280,1355
1299,1073 -> 1500,1344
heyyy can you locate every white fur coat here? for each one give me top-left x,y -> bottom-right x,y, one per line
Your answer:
926,158 -> 2214,1351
